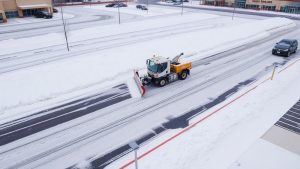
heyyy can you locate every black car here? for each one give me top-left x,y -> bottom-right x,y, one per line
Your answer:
34,11 -> 52,19
173,1 -> 182,5
272,39 -> 298,57
105,3 -> 116,7
137,5 -> 147,10
141,6 -> 148,10
114,2 -> 127,7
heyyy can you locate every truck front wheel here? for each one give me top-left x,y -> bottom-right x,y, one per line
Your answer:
158,79 -> 167,87
179,70 -> 188,80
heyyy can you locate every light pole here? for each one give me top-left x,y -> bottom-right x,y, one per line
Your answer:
147,0 -> 149,14
60,6 -> 69,51
116,0 -> 121,24
232,0 -> 236,20
129,142 -> 139,169
118,5 -> 121,24
181,0 -> 184,15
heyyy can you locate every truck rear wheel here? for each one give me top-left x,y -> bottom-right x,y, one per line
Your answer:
158,79 -> 167,87
179,70 -> 188,80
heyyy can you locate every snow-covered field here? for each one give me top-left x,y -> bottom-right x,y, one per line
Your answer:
0,4 -> 299,169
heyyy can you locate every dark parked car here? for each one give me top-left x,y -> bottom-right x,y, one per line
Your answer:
141,6 -> 148,10
173,1 -> 182,5
136,5 -> 148,10
105,3 -> 116,7
272,39 -> 298,57
34,11 -> 52,19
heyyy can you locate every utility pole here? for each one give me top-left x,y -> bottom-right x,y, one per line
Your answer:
118,5 -> 121,24
232,0 -> 236,20
60,6 -> 69,51
147,0 -> 149,14
181,0 -> 184,15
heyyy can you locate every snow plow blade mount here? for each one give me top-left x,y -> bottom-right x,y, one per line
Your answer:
134,70 -> 146,97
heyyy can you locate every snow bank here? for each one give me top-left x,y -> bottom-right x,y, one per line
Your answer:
0,16 -> 295,123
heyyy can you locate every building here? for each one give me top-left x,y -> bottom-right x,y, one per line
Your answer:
245,0 -> 300,13
0,0 -> 53,23
201,0 -> 300,13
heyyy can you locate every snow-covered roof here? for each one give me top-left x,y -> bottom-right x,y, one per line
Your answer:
150,56 -> 169,64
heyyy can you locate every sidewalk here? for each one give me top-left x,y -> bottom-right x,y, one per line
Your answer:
229,100 -> 300,169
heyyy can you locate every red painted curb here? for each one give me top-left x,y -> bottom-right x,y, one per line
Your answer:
278,58 -> 300,74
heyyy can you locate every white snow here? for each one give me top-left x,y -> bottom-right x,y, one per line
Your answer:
0,11 -> 295,124
0,5 -> 299,169
106,51 -> 300,169
229,139 -> 300,169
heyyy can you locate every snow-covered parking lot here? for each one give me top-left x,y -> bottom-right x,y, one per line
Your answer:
0,4 -> 299,169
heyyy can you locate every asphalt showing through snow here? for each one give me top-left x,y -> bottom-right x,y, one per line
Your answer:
0,84 -> 131,146
75,78 -> 255,169
275,100 -> 300,135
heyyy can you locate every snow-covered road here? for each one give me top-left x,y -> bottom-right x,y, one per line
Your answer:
1,24 -> 299,169
0,5 -> 299,169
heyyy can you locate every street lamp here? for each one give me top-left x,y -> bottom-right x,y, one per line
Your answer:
147,0 -> 149,14
232,0 -> 236,20
118,6 -> 121,24
60,6 -> 69,51
181,0 -> 184,15
129,142 -> 139,169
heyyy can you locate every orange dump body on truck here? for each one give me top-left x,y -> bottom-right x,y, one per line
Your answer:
170,62 -> 192,74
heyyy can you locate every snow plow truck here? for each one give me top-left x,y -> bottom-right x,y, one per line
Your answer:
134,53 -> 192,96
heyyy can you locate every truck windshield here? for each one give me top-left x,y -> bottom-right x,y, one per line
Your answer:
147,60 -> 159,73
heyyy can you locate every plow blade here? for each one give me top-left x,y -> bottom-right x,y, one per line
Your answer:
133,70 -> 146,97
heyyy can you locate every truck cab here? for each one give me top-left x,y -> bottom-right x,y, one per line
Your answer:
146,56 -> 171,79
143,55 -> 192,87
